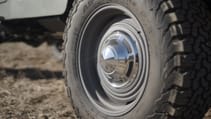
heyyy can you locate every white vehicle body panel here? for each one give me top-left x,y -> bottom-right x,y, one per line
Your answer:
0,0 -> 68,20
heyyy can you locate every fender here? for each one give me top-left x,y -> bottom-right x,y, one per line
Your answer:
0,0 -> 68,20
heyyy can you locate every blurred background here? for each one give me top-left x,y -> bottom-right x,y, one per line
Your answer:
0,42 -> 76,119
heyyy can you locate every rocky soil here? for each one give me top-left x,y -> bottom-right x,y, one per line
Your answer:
0,42 -> 76,119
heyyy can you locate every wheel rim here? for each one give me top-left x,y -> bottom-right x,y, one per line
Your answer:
78,4 -> 149,116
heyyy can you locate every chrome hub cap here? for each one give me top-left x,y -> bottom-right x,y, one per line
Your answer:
97,21 -> 146,104
98,31 -> 139,88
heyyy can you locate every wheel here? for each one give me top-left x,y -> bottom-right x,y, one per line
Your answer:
64,0 -> 211,119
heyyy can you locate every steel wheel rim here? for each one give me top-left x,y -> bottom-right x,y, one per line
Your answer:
78,4 -> 150,116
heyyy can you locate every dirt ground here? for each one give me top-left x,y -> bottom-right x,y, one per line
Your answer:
0,42 -> 210,119
0,42 -> 76,119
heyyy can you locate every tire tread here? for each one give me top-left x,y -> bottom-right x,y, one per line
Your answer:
148,0 -> 211,119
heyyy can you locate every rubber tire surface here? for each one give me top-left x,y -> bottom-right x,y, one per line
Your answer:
63,0 -> 211,119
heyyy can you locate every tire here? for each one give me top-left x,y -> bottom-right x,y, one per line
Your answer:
63,0 -> 211,119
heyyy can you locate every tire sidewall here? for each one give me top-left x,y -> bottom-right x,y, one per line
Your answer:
65,0 -> 164,118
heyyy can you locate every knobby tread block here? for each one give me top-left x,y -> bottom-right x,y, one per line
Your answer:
148,0 -> 211,119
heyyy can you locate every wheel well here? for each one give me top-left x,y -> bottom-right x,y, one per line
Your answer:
61,0 -> 75,21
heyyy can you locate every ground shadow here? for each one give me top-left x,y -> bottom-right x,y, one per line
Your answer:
0,67 -> 63,80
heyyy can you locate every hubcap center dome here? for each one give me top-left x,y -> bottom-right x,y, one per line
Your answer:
100,41 -> 129,75
98,31 -> 139,87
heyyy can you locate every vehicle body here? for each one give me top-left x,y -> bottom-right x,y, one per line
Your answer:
0,0 -> 68,20
1,0 -> 211,119
0,0 -> 73,47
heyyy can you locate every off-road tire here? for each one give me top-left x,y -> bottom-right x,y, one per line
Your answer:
64,0 -> 211,119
